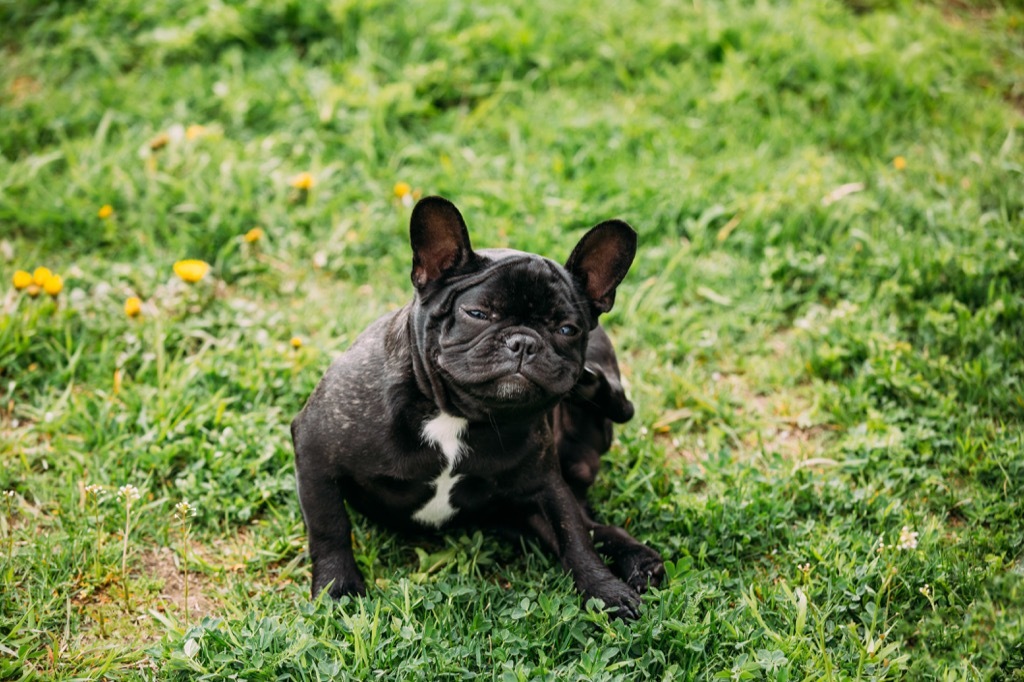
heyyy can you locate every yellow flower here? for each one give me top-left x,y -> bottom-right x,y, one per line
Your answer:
393,181 -> 412,199
244,227 -> 265,243
893,156 -> 907,171
290,172 -> 315,190
290,336 -> 303,349
98,205 -> 114,219
32,267 -> 52,287
12,270 -> 32,290
173,259 -> 210,283
43,274 -> 63,297
149,132 -> 170,151
26,284 -> 41,297
125,296 -> 142,318
185,124 -> 207,141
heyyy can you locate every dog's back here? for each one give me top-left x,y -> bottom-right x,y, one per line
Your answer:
555,325 -> 634,502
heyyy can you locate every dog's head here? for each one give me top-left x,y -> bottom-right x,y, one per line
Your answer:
407,196 -> 635,421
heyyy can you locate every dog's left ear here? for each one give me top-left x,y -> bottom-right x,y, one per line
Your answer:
565,219 -> 637,321
410,196 -> 475,289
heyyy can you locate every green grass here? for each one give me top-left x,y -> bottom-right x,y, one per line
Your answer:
2,0 -> 1023,678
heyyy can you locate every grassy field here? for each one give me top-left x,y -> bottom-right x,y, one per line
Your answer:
2,0 -> 1023,678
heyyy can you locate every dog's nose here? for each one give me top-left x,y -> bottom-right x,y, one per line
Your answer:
504,333 -> 538,357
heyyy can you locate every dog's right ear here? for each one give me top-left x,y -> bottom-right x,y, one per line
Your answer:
410,196 -> 475,289
565,219 -> 637,321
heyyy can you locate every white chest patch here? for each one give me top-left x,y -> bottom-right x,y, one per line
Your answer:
412,412 -> 469,527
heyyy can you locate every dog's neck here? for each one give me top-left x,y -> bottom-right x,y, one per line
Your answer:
403,304 -> 460,417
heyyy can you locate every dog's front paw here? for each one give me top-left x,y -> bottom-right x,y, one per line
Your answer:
615,545 -> 666,594
584,577 -> 642,620
312,560 -> 367,600
324,575 -> 367,600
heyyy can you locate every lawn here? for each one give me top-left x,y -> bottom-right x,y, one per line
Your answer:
1,0 -> 1023,679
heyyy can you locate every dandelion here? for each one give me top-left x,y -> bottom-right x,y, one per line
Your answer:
185,124 -> 207,141
43,274 -> 63,297
290,172 -> 315,191
124,296 -> 142,318
173,259 -> 210,284
117,484 -> 142,608
893,156 -> 907,171
244,227 -> 264,243
12,270 -> 32,290
32,267 -> 52,287
26,284 -> 41,297
290,336 -> 303,349
393,181 -> 416,207
897,526 -> 918,551
149,132 -> 170,151
98,204 -> 114,219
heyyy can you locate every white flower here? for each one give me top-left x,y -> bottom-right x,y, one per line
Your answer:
84,484 -> 109,505
117,484 -> 141,504
174,500 -> 198,521
897,526 -> 919,551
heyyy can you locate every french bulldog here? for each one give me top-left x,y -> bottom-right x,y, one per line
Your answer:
291,196 -> 664,619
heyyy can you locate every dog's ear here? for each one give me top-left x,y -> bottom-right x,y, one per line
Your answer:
410,196 -> 475,289
565,219 -> 637,320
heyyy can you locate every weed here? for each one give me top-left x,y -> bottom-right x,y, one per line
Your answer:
173,500 -> 198,628
116,484 -> 142,610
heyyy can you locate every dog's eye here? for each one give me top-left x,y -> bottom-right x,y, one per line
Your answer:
557,324 -> 580,337
464,309 -> 489,320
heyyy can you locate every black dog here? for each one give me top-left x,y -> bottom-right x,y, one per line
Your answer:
291,197 -> 664,618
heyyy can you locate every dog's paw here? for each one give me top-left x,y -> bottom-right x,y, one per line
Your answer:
615,545 -> 666,594
585,577 -> 642,620
313,569 -> 367,601
326,576 -> 367,600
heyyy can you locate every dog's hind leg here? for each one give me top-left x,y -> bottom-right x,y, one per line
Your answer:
587,522 -> 665,594
525,506 -> 664,595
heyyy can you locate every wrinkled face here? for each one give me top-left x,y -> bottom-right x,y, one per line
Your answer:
429,251 -> 590,418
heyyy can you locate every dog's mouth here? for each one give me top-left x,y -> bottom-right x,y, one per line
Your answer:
493,373 -> 535,401
436,353 -> 576,415
465,371 -> 561,414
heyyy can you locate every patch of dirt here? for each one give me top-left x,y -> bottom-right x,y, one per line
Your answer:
65,545 -> 222,674
141,545 -> 218,620
722,373 -> 834,461
658,328 -> 836,466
